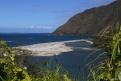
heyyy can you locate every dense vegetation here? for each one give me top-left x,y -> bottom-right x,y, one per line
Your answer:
90,25 -> 121,81
0,41 -> 31,81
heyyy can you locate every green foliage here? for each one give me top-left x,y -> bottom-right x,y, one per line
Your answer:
28,60 -> 73,81
89,25 -> 121,81
0,40 -> 74,81
0,40 -> 31,81
32,66 -> 72,81
111,27 -> 121,60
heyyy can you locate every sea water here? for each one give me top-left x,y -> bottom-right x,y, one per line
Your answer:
0,33 -> 90,47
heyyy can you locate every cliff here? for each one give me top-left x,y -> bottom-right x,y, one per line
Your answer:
53,1 -> 121,36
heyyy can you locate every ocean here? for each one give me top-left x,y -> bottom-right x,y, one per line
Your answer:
0,33 -> 90,47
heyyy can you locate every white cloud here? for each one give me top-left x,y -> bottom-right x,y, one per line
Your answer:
30,24 -> 57,30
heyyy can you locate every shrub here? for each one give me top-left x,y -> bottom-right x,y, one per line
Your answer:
89,26 -> 121,81
0,40 -> 73,81
0,40 -> 31,81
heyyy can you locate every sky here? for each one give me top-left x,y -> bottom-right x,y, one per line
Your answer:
0,0 -> 114,33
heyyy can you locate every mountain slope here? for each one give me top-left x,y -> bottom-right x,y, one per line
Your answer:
53,1 -> 120,36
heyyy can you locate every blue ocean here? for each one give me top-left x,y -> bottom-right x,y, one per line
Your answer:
0,33 -> 89,47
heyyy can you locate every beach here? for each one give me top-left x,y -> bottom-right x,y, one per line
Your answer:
17,39 -> 95,56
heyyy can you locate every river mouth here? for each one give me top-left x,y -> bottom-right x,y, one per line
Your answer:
14,39 -> 105,80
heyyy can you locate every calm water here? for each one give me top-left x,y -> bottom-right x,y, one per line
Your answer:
0,33 -> 97,80
0,33 -> 90,47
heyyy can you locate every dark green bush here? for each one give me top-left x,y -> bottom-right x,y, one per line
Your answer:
90,26 -> 121,81
0,40 -> 31,81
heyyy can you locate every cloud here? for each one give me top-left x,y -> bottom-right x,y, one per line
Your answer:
30,24 -> 57,29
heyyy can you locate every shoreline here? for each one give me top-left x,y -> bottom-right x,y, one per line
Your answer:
16,39 -> 96,56
14,39 -> 102,77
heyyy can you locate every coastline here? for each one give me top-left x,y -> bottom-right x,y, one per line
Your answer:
16,39 -> 96,56
14,39 -> 103,78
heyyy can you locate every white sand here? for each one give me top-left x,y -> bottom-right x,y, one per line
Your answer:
17,39 -> 96,56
